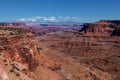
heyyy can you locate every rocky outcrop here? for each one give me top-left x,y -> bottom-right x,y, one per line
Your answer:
0,33 -> 39,71
80,23 -> 107,33
80,20 -> 120,36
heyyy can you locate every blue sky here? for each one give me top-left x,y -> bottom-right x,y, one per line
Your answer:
0,0 -> 120,22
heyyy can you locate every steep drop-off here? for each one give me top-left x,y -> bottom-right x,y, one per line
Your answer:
0,26 -> 79,80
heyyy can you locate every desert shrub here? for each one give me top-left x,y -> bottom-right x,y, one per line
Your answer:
10,64 -> 15,72
11,63 -> 15,67
10,68 -> 14,72
16,73 -> 20,76
3,59 -> 7,62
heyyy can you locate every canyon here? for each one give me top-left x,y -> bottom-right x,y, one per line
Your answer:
38,20 -> 120,80
0,20 -> 119,80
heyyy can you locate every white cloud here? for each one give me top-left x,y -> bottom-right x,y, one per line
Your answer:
17,16 -> 81,22
18,18 -> 26,22
35,16 -> 47,19
71,17 -> 81,22
44,18 -> 49,21
49,16 -> 56,21
35,16 -> 42,19
59,16 -> 63,19
40,16 -> 57,22
17,18 -> 36,22
27,18 -> 36,22
65,16 -> 70,18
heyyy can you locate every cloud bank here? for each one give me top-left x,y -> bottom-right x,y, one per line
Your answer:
17,16 -> 81,22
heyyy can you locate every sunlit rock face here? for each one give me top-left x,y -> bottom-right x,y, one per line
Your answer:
80,20 -> 120,35
0,34 -> 39,71
0,27 -> 39,71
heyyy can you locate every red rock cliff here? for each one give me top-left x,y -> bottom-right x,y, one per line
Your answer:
0,33 -> 39,71
80,20 -> 120,36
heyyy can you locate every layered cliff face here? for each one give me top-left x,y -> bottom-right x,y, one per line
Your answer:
80,20 -> 120,36
0,34 -> 39,71
0,26 -> 41,80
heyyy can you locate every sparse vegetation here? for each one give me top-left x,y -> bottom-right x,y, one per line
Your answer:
16,73 -> 20,76
3,59 -> 7,62
9,63 -> 21,77
10,63 -> 15,73
11,63 -> 15,67
10,68 -> 14,72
